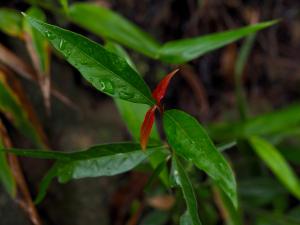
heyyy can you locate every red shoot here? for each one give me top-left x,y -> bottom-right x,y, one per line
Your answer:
140,105 -> 158,150
152,69 -> 179,105
140,69 -> 179,150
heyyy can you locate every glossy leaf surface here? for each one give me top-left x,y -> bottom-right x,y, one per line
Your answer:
25,15 -> 155,105
69,3 -> 160,58
105,42 -> 168,186
3,143 -> 166,179
0,8 -> 23,38
158,21 -> 277,64
249,136 -> 300,199
164,109 -> 237,207
172,156 -> 202,225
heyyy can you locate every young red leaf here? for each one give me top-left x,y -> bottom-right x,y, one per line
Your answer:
140,105 -> 158,150
152,69 -> 179,104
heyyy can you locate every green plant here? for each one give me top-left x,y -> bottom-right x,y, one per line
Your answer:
0,1 -> 300,225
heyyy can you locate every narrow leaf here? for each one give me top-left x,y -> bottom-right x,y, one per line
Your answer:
68,3 -> 160,58
24,14 -> 155,105
249,136 -> 300,199
23,7 -> 51,111
2,143 -> 167,181
172,156 -> 202,225
0,8 -> 23,38
164,109 -> 237,207
140,105 -> 158,150
0,68 -> 48,148
0,120 -> 16,197
34,162 -> 60,204
158,20 -> 277,64
209,104 -> 300,142
152,69 -> 179,104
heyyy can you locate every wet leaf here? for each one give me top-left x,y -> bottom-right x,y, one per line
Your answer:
164,109 -> 237,208
23,6 -> 51,111
172,156 -> 202,225
249,136 -> 300,200
69,3 -> 160,58
24,14 -> 155,105
3,143 -> 167,180
0,68 -> 48,148
152,69 -> 179,104
0,8 -> 23,38
105,42 -> 169,186
158,20 -> 277,64
141,106 -> 158,150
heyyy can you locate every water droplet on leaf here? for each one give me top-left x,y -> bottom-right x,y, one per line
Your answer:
45,30 -> 55,40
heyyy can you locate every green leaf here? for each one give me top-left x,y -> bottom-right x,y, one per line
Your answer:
0,8 -> 23,38
172,156 -> 202,225
56,143 -> 164,182
0,135 -> 16,197
234,34 -> 256,120
23,7 -> 50,74
249,136 -> 300,199
164,109 -> 237,207
68,3 -> 160,58
34,162 -> 60,204
209,104 -> 300,142
0,70 -> 47,148
105,42 -> 169,187
2,143 -> 167,179
59,0 -> 68,13
24,14 -> 155,105
158,20 -> 277,64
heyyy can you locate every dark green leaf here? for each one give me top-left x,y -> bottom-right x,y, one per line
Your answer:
234,34 -> 256,120
2,143 -> 167,180
0,70 -> 47,148
0,8 -> 23,38
105,42 -> 169,187
0,134 -> 15,197
164,109 -> 237,207
209,104 -> 300,142
24,15 -> 155,105
69,3 -> 160,58
249,136 -> 300,199
144,159 -> 168,192
57,144 -> 165,182
34,162 -> 60,204
158,21 -> 277,64
140,210 -> 169,225
172,156 -> 202,225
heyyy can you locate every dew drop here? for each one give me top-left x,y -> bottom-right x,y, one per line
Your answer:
95,79 -> 115,95
45,30 -> 55,40
59,39 -> 66,50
